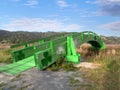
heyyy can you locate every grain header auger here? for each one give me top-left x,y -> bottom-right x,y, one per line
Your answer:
0,31 -> 106,75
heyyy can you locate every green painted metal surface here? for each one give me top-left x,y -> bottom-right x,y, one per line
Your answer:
0,31 -> 106,75
34,48 -> 52,70
12,46 -> 34,62
34,37 -> 67,70
66,35 -> 80,63
0,56 -> 35,75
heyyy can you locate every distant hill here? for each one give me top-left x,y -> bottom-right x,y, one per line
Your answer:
0,30 -> 120,44
101,36 -> 120,44
0,30 -> 64,43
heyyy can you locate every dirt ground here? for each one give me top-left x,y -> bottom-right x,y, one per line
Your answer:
0,44 -> 10,49
0,60 -> 102,90
0,68 -> 84,90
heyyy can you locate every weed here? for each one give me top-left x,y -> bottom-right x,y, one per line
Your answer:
15,74 -> 26,78
18,84 -> 32,90
10,78 -> 20,82
47,57 -> 78,71
62,62 -> 78,71
0,82 -> 7,87
69,77 -> 80,85
0,49 -> 12,63
9,85 -> 17,89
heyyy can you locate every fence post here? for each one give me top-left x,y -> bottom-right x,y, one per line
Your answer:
50,41 -> 54,55
24,44 -> 28,48
67,36 -> 71,56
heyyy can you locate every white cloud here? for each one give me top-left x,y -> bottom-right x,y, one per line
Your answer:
3,18 -> 83,32
57,0 -> 69,8
101,21 -> 120,31
97,0 -> 120,16
86,0 -> 120,16
24,0 -> 39,7
96,0 -> 120,4
86,0 -> 120,5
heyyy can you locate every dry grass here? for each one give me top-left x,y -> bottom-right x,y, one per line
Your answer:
75,44 -> 120,90
0,48 -> 12,63
0,44 -> 10,49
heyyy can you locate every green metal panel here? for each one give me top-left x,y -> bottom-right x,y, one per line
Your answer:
34,42 -> 50,52
0,56 -> 35,75
34,48 -> 53,70
12,46 -> 34,62
53,37 -> 67,55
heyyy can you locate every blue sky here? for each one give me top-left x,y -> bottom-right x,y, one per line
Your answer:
0,0 -> 120,36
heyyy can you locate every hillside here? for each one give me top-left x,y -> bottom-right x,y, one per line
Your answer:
0,30 -> 120,44
0,30 -> 64,43
101,36 -> 120,44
